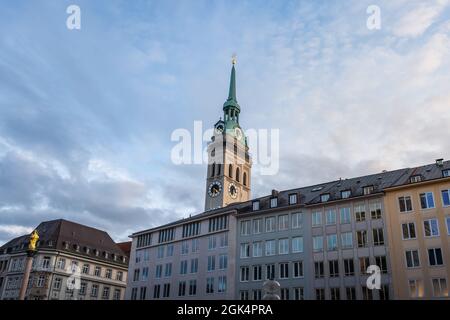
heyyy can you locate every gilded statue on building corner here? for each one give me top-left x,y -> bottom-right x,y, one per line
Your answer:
28,230 -> 39,251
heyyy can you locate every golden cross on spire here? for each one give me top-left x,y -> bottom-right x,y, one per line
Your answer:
231,53 -> 237,65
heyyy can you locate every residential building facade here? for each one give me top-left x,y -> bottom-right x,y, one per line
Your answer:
0,219 -> 129,300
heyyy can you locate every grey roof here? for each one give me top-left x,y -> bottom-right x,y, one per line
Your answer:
131,159 -> 449,237
1,219 -> 128,266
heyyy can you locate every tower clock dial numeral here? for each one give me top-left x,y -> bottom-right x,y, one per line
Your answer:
208,181 -> 222,198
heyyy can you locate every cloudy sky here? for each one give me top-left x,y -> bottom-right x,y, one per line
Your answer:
0,0 -> 449,245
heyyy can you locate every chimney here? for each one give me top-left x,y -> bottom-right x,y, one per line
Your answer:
271,189 -> 278,197
436,158 -> 444,167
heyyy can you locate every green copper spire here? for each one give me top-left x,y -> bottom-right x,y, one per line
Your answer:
223,57 -> 240,111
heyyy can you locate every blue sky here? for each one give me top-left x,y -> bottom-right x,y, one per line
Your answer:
0,0 -> 449,244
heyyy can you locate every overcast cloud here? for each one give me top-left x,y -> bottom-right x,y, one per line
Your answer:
0,0 -> 449,245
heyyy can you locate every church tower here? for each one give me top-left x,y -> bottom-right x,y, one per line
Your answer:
205,58 -> 252,211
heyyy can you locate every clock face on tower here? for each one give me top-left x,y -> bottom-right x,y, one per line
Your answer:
228,183 -> 239,199
208,181 -> 222,198
234,127 -> 243,140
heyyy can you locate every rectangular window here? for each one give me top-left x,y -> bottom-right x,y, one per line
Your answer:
252,201 -> 260,211
240,243 -> 250,258
344,259 -> 354,276
321,194 -> 330,202
105,268 -> 112,279
362,286 -> 373,300
355,204 -> 366,222
102,287 -> 110,300
265,217 -> 276,232
53,278 -> 62,290
206,277 -> 214,294
410,175 -> 422,183
329,260 -> 339,277
442,190 -> 450,207
293,261 -> 303,278
192,238 -> 200,251
188,280 -> 197,296
153,284 -> 161,299
289,193 -> 297,205
265,240 -> 276,256
291,212 -> 303,229
341,232 -> 353,249
208,236 -> 216,250
178,281 -> 186,297
219,254 -> 228,270
363,185 -> 374,195
314,261 -> 324,279
420,192 -> 435,209
330,287 -> 340,300
180,260 -> 188,275
141,267 -> 149,281
359,257 -> 370,273
252,242 -> 262,257
424,219 -> 439,237
313,236 -> 323,252
408,279 -> 419,298
82,264 -> 89,274
432,278 -> 448,297
375,256 -> 388,273
190,258 -> 199,273
253,289 -> 262,300
357,230 -> 368,248
240,266 -> 250,282
208,215 -> 228,232
280,288 -> 290,300
340,207 -> 351,224
380,285 -> 390,300
167,244 -> 174,256
326,209 -> 336,225
113,289 -> 121,300
207,256 -> 215,272
447,216 -> 450,235
405,250 -> 420,268
443,169 -> 450,177
316,288 -> 325,300
346,287 -> 356,300
133,268 -> 140,281
155,265 -> 162,278
80,282 -> 87,295
402,223 -> 416,240
341,190 -> 351,199
292,237 -> 303,253
428,248 -> 444,266
270,198 -> 278,208
164,263 -> 172,277
253,265 -> 262,281
279,263 -> 289,279
294,287 -> 304,300
266,264 -> 275,280
240,290 -> 249,300
327,234 -> 337,251
370,201 -> 382,220
181,241 -> 189,255
279,238 -> 289,255
399,196 -> 413,212
91,284 -> 99,298
312,211 -> 323,226
182,221 -> 201,238
42,256 -> 51,269
278,215 -> 289,231
240,220 -> 251,236
253,219 -> 263,234
218,276 -> 227,293
372,228 -> 385,246
116,271 -> 123,281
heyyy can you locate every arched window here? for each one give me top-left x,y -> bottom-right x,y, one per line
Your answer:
228,164 -> 233,178
211,163 -> 215,177
236,167 -> 240,182
211,148 -> 215,157
217,164 -> 221,176
243,172 -> 247,186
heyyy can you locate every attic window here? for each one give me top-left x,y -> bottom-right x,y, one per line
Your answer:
443,169 -> 450,178
252,201 -> 260,211
270,197 -> 278,208
410,175 -> 422,183
312,186 -> 323,192
341,190 -> 351,199
289,193 -> 298,205
320,193 -> 330,202
84,247 -> 90,254
363,185 -> 374,195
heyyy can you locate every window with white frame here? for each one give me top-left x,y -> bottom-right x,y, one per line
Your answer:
313,236 -> 323,252
253,219 -> 263,234
266,264 -> 275,280
240,220 -> 251,236
327,234 -> 338,251
82,264 -> 89,274
192,238 -> 200,251
410,175 -> 422,183
279,263 -> 289,279
341,190 -> 351,199
408,279 -> 420,298
240,243 -> 250,258
293,261 -> 303,278
190,258 -> 198,273
180,260 -> 188,274
314,262 -> 324,278
265,217 -> 276,232
253,289 -> 262,300
291,212 -> 303,229
341,232 -> 353,248
354,204 -> 366,222
405,250 -> 420,268
370,201 -> 382,219
375,256 -> 388,273
218,233 -> 227,248
253,242 -> 262,257
37,275 -> 45,287
424,219 -> 439,237
443,169 -> 450,177
218,276 -> 227,293
253,265 -> 262,281
357,230 -> 368,247
344,259 -> 354,276
278,215 -> 289,231
208,236 -> 216,250
398,196 -> 413,212
265,240 -> 276,256
240,290 -> 249,300
402,222 -> 416,240
207,256 -> 215,272
363,185 -> 374,195
181,241 -> 189,254
252,201 -> 260,211
294,287 -> 304,300
447,216 -> 450,235
326,209 -> 336,225
340,207 -> 351,224
420,192 -> 435,209
240,266 -> 249,282
278,238 -> 289,255
289,193 -> 298,205
320,194 -> 330,202
219,254 -> 228,270
292,237 -> 303,253
442,189 -> 450,207
428,248 -> 443,266
312,211 -> 322,226
432,278 -> 448,297
329,260 -> 339,277
157,246 -> 165,259
372,228 -> 385,246
270,198 -> 278,208
41,256 -> 50,269
155,265 -> 162,278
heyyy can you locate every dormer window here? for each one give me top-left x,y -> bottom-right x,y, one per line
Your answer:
320,194 -> 330,202
341,190 -> 351,199
73,244 -> 80,252
410,175 -> 422,183
252,201 -> 260,211
270,197 -> 278,208
47,241 -> 53,247
443,169 -> 450,178
363,185 -> 374,195
64,242 -> 69,250
289,193 -> 298,205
